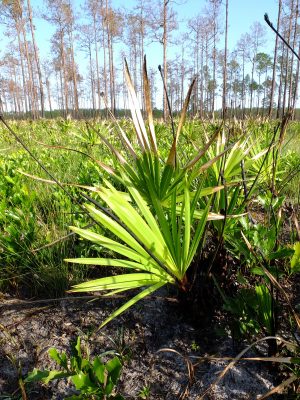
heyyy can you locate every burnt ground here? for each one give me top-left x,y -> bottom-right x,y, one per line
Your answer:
0,289 -> 281,400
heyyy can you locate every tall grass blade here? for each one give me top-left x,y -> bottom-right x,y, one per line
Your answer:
166,77 -> 196,167
143,55 -> 157,154
124,59 -> 150,152
185,128 -> 221,170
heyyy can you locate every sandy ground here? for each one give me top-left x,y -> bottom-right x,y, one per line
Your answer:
0,292 -> 277,399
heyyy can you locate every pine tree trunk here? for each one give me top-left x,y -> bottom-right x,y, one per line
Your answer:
93,14 -> 101,115
282,0 -> 294,115
16,27 -> 28,115
222,0 -> 228,119
27,0 -> 44,117
250,61 -> 255,113
20,19 -> 37,119
292,40 -> 300,115
46,78 -> 53,118
288,0 -> 298,110
60,32 -> 68,118
163,0 -> 169,121
276,41 -> 285,118
102,6 -> 108,117
68,27 -> 79,117
269,0 -> 282,118
89,41 -> 95,114
242,51 -> 245,119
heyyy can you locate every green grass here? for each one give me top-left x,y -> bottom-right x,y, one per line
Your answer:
0,118 -> 299,298
1,116 -> 300,396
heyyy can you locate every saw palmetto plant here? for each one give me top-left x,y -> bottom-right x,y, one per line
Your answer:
64,57 -> 285,329
0,56 -> 277,329
66,178 -> 211,327
64,58 -> 239,327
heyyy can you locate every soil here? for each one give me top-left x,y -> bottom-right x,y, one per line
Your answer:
0,290 -> 279,400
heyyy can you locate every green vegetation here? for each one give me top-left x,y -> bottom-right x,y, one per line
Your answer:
25,336 -> 124,399
1,97 -> 300,397
1,0 -> 300,397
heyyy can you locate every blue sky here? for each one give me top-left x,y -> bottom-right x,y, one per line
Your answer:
19,0 -> 278,64
0,0 -> 279,108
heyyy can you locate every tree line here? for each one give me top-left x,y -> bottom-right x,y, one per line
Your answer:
0,0 -> 299,120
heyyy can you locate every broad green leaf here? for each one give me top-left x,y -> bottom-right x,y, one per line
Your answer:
126,184 -> 166,244
49,348 -> 68,370
84,203 -> 151,260
93,357 -> 105,384
161,186 -> 224,207
71,371 -> 94,390
25,368 -> 69,384
106,357 -> 122,385
291,242 -> 300,273
269,248 -> 294,260
74,337 -> 81,358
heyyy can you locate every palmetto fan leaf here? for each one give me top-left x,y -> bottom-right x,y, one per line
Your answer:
86,57 -> 232,207
66,177 -> 210,328
65,57 -> 233,328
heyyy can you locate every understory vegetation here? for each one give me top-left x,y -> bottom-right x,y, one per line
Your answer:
0,74 -> 300,398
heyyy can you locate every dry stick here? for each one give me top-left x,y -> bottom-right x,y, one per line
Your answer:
206,129 -> 229,276
190,354 -> 298,364
97,94 -> 136,159
293,211 -> 300,241
0,295 -> 179,312
264,13 -> 300,62
258,375 -> 299,400
154,348 -> 194,400
34,139 -> 108,168
32,228 -> 88,253
240,159 -> 256,224
278,165 -> 300,193
197,336 -> 291,400
242,123 -> 280,206
158,65 -> 176,140
32,138 -> 116,176
271,111 -> 291,198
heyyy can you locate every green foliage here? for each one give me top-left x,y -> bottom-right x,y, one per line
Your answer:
67,176 -> 211,327
291,242 -> 300,274
65,64 -> 233,326
138,385 -> 151,399
223,185 -> 299,347
0,122 -> 104,296
25,337 -> 124,400
224,285 -> 272,337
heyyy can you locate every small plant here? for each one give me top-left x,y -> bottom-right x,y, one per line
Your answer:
138,385 -> 151,399
25,336 -> 124,399
191,341 -> 201,352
